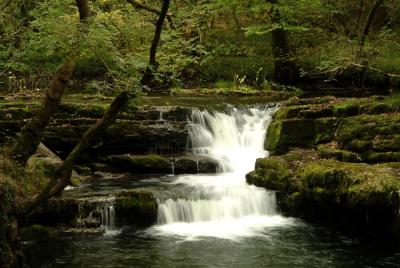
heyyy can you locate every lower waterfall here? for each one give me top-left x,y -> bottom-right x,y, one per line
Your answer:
153,105 -> 293,239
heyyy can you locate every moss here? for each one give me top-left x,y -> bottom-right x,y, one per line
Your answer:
246,156 -> 291,191
115,189 -> 157,224
314,117 -> 338,144
362,151 -> 400,163
372,135 -> 400,152
333,102 -> 360,117
300,160 -> 400,208
337,114 -> 400,154
317,143 -> 362,163
70,177 -> 81,187
266,119 -> 315,151
105,154 -> 170,173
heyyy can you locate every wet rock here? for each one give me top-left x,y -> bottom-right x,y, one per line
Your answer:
104,154 -> 171,173
74,165 -> 93,175
114,189 -> 158,225
90,163 -> 113,173
103,154 -> 218,174
27,190 -> 158,228
174,155 -> 218,174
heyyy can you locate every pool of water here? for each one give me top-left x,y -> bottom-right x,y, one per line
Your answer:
28,218 -> 400,268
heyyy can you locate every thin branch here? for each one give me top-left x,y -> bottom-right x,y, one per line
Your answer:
126,0 -> 175,29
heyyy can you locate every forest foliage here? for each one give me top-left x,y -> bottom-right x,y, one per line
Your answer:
1,0 -> 399,93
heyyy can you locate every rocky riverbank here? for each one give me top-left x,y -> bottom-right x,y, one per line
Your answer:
247,95 -> 400,236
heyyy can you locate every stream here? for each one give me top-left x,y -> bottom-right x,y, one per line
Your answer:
28,105 -> 400,267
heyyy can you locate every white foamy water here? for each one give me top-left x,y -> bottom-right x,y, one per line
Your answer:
151,106 -> 294,239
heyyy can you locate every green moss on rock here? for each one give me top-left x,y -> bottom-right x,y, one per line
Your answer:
246,156 -> 291,190
300,160 -> 400,208
317,143 -> 362,163
115,189 -> 157,224
266,119 -> 315,152
314,117 -> 338,144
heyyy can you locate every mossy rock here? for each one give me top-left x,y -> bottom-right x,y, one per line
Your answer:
55,102 -> 107,119
115,189 -> 157,225
104,154 -> 171,173
371,135 -> 400,152
246,156 -> 291,191
266,119 -> 315,152
300,160 -> 400,208
317,143 -> 362,163
333,102 -> 360,117
314,117 -> 338,144
362,151 -> 400,163
337,114 -> 400,156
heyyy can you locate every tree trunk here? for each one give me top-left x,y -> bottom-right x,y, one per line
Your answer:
268,0 -> 298,85
141,0 -> 170,87
358,0 -> 384,87
359,0 -> 384,50
76,0 -> 91,21
18,91 -> 135,216
149,0 -> 170,68
8,0 -> 92,166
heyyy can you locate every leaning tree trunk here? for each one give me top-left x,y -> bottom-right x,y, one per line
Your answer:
141,0 -> 170,87
8,0 -> 92,166
18,91 -> 136,216
268,0 -> 298,85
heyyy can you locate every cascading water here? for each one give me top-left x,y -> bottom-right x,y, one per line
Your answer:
98,198 -> 119,235
153,105 -> 293,239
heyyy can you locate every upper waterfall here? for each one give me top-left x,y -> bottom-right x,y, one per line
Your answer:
153,105 -> 293,239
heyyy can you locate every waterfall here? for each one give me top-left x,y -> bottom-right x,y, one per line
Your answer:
98,198 -> 119,235
154,105 -> 292,239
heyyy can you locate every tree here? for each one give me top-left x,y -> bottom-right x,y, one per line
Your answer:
359,0 -> 385,52
141,0 -> 171,87
268,0 -> 298,84
126,0 -> 175,29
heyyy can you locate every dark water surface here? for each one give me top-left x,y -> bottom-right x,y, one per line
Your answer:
29,222 -> 400,268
